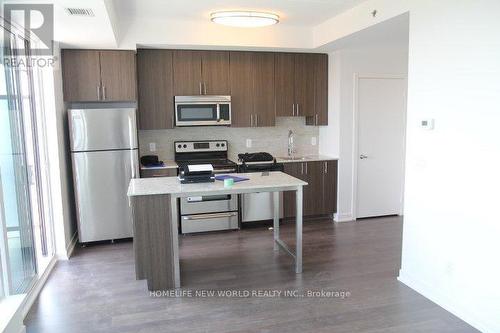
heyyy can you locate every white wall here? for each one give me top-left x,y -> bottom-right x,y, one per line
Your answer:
48,43 -> 78,259
319,45 -> 409,221
316,1 -> 500,331
398,1 -> 500,332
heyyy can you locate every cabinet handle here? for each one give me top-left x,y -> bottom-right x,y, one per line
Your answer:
203,82 -> 207,95
315,114 -> 319,126
199,82 -> 202,95
102,85 -> 106,100
301,163 -> 304,175
250,114 -> 253,127
97,85 -> 101,100
324,161 -> 328,173
255,114 -> 258,126
292,104 -> 295,116
296,103 -> 300,116
305,162 -> 308,174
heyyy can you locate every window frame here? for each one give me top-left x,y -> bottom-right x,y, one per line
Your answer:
0,16 -> 56,296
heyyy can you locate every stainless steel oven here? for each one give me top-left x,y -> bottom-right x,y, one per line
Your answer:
174,96 -> 231,127
180,195 -> 239,233
175,140 -> 239,233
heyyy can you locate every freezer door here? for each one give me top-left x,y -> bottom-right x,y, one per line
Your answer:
72,149 -> 139,242
69,108 -> 138,151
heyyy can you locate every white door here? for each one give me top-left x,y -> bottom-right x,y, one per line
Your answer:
356,77 -> 406,218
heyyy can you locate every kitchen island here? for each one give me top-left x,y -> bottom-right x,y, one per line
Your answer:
127,171 -> 307,291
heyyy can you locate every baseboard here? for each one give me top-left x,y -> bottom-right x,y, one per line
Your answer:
20,256 -> 57,319
59,231 -> 78,260
334,213 -> 354,222
398,270 -> 498,333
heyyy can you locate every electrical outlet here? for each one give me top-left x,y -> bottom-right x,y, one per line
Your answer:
311,137 -> 317,146
149,142 -> 156,152
246,139 -> 252,148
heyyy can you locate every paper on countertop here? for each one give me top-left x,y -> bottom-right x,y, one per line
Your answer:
187,164 -> 214,172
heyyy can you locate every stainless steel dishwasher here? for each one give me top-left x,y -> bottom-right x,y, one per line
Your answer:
238,153 -> 284,223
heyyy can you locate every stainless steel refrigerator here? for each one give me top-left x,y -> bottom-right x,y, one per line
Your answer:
69,108 -> 139,243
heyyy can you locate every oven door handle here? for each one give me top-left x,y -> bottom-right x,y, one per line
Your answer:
182,212 -> 238,220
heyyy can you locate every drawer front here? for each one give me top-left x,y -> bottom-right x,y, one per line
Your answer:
140,168 -> 177,178
180,194 -> 238,215
181,212 -> 239,234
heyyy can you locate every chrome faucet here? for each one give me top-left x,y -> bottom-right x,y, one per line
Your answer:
288,130 -> 296,157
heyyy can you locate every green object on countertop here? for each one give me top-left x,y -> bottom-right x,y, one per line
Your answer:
224,178 -> 234,187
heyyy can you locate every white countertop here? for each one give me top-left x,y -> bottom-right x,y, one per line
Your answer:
230,154 -> 339,164
128,171 -> 307,197
139,155 -> 338,170
275,154 -> 339,163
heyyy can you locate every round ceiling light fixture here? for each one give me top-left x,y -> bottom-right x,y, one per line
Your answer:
210,11 -> 279,28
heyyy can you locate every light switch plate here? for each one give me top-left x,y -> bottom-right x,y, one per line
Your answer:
149,142 -> 156,152
246,139 -> 252,148
420,118 -> 435,130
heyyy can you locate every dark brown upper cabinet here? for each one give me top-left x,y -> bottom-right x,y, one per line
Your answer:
275,53 -> 328,125
229,52 -> 253,127
275,53 -> 314,118
62,50 -> 137,102
173,50 -> 230,96
137,49 -> 174,130
306,53 -> 328,126
201,51 -> 230,95
172,50 -> 202,95
275,53 -> 296,118
230,51 -> 275,127
293,54 -> 316,118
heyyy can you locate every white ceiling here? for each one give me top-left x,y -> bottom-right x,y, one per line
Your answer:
319,13 -> 409,51
4,0 -> 409,50
116,0 -> 368,27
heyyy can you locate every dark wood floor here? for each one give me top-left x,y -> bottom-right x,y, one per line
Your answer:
25,217 -> 478,332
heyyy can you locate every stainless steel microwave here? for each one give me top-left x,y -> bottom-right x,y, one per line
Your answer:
174,95 -> 231,127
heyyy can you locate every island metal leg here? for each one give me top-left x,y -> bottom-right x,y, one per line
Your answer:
273,191 -> 280,251
273,187 -> 303,274
295,185 -> 303,274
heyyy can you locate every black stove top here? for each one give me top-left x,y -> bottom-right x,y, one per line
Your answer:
238,152 -> 275,163
176,158 -> 237,169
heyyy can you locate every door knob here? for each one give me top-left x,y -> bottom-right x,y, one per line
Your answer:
359,154 -> 368,159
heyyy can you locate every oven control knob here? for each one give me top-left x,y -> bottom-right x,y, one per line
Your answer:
216,143 -> 220,147
221,143 -> 225,147
177,144 -> 182,149
183,144 -> 187,148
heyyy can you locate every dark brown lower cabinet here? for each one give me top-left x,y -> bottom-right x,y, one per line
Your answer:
283,160 -> 337,218
283,163 -> 301,218
322,160 -> 338,214
140,168 -> 177,178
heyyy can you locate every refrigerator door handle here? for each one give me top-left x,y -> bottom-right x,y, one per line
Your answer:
131,149 -> 139,179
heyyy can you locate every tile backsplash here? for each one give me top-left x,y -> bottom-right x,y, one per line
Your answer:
138,117 -> 319,161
